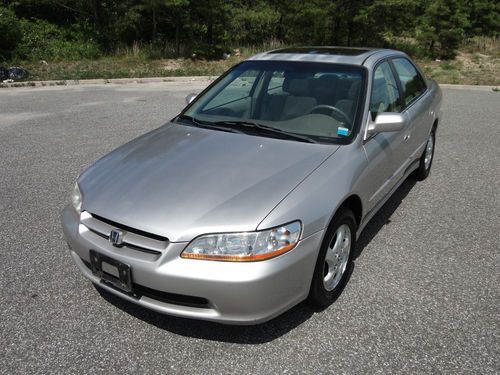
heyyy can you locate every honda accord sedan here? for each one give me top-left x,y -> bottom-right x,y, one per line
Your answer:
61,47 -> 442,324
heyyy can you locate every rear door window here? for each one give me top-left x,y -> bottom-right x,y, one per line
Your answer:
391,58 -> 426,105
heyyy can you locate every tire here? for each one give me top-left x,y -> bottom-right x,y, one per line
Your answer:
308,209 -> 357,308
413,129 -> 435,181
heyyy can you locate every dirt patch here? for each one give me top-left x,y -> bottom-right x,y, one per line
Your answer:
418,51 -> 499,85
160,59 -> 183,71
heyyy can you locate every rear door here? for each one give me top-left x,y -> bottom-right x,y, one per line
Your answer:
390,58 -> 433,161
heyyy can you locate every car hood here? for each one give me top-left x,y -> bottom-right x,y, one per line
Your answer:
79,123 -> 338,242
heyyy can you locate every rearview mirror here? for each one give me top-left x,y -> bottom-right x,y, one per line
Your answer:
185,93 -> 198,105
366,113 -> 406,137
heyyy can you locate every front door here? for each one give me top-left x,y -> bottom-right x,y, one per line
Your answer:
361,61 -> 408,214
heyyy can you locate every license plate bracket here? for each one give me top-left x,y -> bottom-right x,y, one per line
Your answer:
89,250 -> 133,293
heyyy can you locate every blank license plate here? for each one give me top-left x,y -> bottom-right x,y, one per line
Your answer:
89,250 -> 133,293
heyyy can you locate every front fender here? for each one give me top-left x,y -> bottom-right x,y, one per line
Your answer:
257,142 -> 368,239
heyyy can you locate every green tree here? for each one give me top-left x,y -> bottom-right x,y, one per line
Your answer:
1,0 -> 499,62
230,0 -> 280,45
417,0 -> 469,59
274,0 -> 333,45
466,0 -> 500,37
354,0 -> 418,47
163,0 -> 190,56
0,6 -> 22,56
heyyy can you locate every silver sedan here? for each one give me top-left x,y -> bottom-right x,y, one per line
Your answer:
61,47 -> 442,324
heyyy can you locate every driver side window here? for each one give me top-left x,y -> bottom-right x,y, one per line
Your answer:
370,62 -> 401,120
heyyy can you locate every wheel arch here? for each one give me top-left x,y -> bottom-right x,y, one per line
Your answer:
333,194 -> 363,229
432,118 -> 439,132
308,193 -> 362,305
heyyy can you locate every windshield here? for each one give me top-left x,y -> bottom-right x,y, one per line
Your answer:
180,60 -> 366,144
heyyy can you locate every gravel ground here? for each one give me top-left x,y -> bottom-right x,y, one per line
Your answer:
0,83 -> 499,374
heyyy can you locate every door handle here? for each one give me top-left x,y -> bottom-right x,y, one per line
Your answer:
404,134 -> 411,141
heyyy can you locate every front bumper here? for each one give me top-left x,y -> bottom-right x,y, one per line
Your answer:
61,206 -> 324,325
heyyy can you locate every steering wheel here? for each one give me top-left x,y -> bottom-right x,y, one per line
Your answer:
309,105 -> 351,125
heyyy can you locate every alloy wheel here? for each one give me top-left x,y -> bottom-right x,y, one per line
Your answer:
323,224 -> 351,291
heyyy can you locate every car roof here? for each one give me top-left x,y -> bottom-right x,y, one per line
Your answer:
248,46 -> 403,66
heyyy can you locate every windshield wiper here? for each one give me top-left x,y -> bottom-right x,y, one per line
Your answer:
213,120 -> 318,144
176,115 -> 244,134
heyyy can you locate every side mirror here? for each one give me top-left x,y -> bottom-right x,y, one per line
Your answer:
367,113 -> 406,137
185,93 -> 198,105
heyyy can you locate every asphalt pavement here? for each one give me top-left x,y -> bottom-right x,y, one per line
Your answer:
0,83 -> 499,374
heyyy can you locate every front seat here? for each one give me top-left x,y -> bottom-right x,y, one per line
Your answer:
281,77 -> 317,120
335,80 -> 361,122
313,75 -> 339,106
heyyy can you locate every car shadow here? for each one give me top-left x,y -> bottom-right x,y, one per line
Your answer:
95,177 -> 417,344
353,177 -> 417,260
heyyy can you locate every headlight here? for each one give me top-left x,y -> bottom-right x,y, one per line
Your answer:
181,221 -> 301,261
71,182 -> 82,214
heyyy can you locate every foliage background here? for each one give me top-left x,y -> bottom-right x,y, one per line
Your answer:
0,0 -> 498,84
1,0 -> 499,60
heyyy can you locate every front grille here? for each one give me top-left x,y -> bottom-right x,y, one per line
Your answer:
81,259 -> 210,309
80,211 -> 168,255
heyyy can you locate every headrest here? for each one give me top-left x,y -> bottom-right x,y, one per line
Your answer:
312,75 -> 339,95
283,78 -> 311,96
316,75 -> 338,89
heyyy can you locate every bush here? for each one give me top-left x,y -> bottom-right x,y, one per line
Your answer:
0,7 -> 22,57
382,34 -> 428,58
15,19 -> 101,61
438,28 -> 466,59
462,36 -> 499,55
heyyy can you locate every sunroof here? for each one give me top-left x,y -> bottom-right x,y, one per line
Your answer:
269,47 -> 371,56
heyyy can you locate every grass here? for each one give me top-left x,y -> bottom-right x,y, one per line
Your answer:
2,38 -> 499,85
8,56 -> 240,81
417,36 -> 499,85
418,51 -> 499,85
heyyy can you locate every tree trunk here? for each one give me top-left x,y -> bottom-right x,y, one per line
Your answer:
347,21 -> 352,46
92,0 -> 100,33
175,23 -> 180,57
152,5 -> 157,41
208,22 -> 213,45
